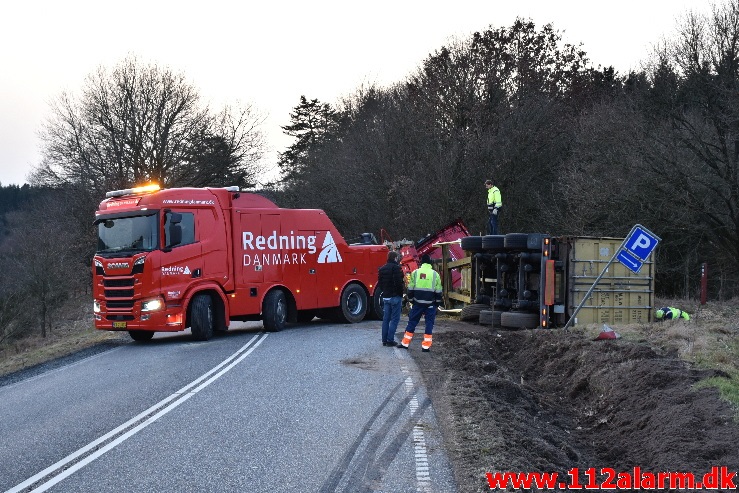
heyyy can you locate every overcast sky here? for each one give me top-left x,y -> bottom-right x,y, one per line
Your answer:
0,0 -> 715,186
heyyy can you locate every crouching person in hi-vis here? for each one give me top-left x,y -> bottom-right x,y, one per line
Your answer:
399,254 -> 443,352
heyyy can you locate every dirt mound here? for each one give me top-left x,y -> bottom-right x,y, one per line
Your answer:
415,321 -> 739,492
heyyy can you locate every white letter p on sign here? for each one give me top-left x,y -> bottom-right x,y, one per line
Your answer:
630,233 -> 651,252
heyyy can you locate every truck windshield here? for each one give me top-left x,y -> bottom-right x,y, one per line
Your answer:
97,214 -> 158,254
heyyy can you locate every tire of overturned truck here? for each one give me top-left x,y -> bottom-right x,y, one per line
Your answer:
333,283 -> 368,323
190,293 -> 215,340
263,289 -> 288,332
479,309 -> 493,325
460,303 -> 489,322
500,311 -> 540,329
503,233 -> 529,250
461,236 -> 484,253
481,235 -> 506,251
128,330 -> 154,342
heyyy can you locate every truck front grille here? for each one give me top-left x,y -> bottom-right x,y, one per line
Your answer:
107,300 -> 135,309
104,279 -> 135,288
105,289 -> 135,298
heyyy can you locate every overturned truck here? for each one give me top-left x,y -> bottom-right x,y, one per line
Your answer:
439,233 -> 655,329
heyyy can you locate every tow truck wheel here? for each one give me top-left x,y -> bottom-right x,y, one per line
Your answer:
128,330 -> 154,342
190,294 -> 214,341
334,283 -> 368,323
263,289 -> 287,332
370,288 -> 384,320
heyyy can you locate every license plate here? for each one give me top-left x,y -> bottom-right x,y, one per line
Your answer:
113,321 -> 127,329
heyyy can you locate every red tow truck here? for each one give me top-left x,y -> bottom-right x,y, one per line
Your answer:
92,185 -> 388,341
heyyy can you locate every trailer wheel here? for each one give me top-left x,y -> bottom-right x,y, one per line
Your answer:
500,311 -> 540,330
263,289 -> 287,332
461,236 -> 484,253
334,283 -> 367,323
460,303 -> 488,322
481,235 -> 506,251
503,233 -> 529,250
190,294 -> 214,341
128,330 -> 154,342
503,233 -> 546,251
479,309 -> 493,325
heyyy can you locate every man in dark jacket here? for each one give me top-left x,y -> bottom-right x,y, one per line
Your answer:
377,251 -> 405,346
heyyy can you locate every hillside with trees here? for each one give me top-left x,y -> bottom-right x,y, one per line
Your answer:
272,6 -> 739,301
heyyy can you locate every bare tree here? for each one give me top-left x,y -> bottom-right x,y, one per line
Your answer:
34,56 -> 266,195
641,0 -> 739,292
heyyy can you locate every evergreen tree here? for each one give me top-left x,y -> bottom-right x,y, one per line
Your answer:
278,96 -> 341,183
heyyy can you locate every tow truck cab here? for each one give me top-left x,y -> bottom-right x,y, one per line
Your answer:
92,185 -> 387,341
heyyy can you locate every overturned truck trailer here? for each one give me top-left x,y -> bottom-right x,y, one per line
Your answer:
440,233 -> 655,329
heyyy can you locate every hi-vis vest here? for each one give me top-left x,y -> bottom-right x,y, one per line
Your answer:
407,264 -> 443,305
487,186 -> 502,210
662,307 -> 690,320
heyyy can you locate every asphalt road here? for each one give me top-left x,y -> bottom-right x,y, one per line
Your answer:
0,320 -> 456,493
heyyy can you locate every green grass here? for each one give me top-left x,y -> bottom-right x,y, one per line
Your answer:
694,370 -> 739,419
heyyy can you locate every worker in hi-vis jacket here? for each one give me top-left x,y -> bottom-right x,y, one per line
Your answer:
655,307 -> 690,321
485,179 -> 502,235
399,254 -> 443,352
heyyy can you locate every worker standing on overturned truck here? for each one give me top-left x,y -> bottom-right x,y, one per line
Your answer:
399,254 -> 443,352
485,179 -> 502,235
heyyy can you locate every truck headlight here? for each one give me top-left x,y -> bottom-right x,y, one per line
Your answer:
93,300 -> 101,313
141,298 -> 164,312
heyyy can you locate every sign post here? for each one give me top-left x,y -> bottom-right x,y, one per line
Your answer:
563,224 -> 660,330
618,225 -> 661,274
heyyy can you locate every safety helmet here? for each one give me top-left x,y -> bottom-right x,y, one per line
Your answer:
655,309 -> 665,319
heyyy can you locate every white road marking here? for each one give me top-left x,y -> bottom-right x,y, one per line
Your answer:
400,363 -> 433,492
4,333 -> 268,493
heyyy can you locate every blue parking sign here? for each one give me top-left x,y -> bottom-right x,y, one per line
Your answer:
617,249 -> 644,274
624,225 -> 660,261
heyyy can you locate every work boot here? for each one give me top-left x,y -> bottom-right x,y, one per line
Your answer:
400,331 -> 414,348
386,341 -> 398,347
421,334 -> 433,351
